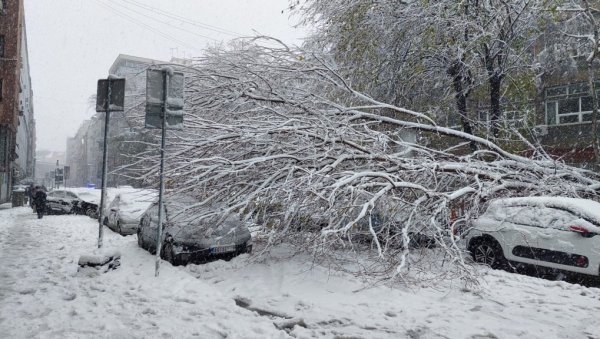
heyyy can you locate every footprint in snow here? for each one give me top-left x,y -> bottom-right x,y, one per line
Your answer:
62,292 -> 77,301
174,297 -> 196,304
17,287 -> 36,295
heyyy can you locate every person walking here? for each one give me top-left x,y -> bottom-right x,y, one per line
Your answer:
26,183 -> 34,207
33,186 -> 47,219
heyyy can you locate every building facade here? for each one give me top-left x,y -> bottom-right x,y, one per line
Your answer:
66,54 -> 176,188
0,0 -> 35,203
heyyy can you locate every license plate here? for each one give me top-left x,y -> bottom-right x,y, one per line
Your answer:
211,245 -> 235,254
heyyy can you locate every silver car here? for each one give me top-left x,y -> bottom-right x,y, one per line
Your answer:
45,190 -> 80,214
106,189 -> 157,235
137,196 -> 252,266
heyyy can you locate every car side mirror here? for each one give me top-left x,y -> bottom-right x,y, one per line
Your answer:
569,225 -> 595,238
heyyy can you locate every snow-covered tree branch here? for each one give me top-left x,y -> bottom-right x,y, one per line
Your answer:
123,39 -> 600,280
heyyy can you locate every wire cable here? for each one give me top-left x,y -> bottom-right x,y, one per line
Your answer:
105,0 -> 224,43
118,0 -> 243,37
92,0 -> 201,51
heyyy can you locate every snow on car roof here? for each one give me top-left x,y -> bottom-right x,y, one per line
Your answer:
490,197 -> 600,225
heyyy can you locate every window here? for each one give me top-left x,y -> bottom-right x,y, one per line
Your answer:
569,83 -> 588,95
546,102 -> 556,125
546,86 -> 566,98
0,126 -> 8,166
545,83 -> 600,125
0,79 -> 3,101
0,0 -> 6,15
558,98 -> 579,114
0,35 -> 4,57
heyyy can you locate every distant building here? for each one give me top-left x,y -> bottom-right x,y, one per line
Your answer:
34,150 -> 64,189
67,54 -> 190,188
65,120 -> 92,187
0,0 -> 35,203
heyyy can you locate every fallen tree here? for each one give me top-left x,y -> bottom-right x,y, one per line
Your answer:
122,38 -> 600,281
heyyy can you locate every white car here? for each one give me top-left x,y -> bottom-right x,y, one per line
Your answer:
105,189 -> 157,235
465,197 -> 600,278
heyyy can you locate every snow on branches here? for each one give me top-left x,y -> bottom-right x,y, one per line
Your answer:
124,38 -> 600,279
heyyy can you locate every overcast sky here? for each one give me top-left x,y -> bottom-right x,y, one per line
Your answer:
24,0 -> 306,152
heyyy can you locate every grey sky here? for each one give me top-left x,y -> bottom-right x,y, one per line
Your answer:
24,0 -> 306,152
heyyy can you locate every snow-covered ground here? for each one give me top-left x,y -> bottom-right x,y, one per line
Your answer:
1,207 -> 600,338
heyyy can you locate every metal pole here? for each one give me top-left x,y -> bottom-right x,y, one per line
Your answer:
98,80 -> 111,249
155,70 -> 168,277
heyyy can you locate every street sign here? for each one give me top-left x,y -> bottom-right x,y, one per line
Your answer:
96,76 -> 125,249
144,68 -> 185,277
145,69 -> 184,129
55,168 -> 64,183
96,78 -> 125,112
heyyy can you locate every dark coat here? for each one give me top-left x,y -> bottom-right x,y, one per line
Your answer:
33,190 -> 47,206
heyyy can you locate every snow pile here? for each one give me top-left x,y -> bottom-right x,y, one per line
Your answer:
491,197 -> 600,225
77,250 -> 121,275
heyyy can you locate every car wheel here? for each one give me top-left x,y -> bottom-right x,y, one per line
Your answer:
161,240 -> 174,264
470,238 -> 506,269
86,208 -> 96,218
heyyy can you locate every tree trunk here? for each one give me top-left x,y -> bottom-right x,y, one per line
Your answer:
588,61 -> 599,167
489,74 -> 502,139
448,60 -> 476,151
582,0 -> 600,169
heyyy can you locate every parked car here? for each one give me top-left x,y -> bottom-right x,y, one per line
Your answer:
71,189 -> 102,218
137,196 -> 252,265
45,189 -> 92,215
465,197 -> 600,278
105,189 -> 157,235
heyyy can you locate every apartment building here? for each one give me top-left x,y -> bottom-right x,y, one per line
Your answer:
66,54 -> 175,188
0,0 -> 35,203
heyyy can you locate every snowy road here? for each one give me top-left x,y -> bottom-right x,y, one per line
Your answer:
1,206 -> 600,338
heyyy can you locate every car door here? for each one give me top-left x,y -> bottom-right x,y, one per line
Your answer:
46,191 -> 58,210
49,191 -> 66,212
141,204 -> 160,251
55,190 -> 70,213
64,192 -> 78,212
532,208 -> 600,275
490,205 -> 544,266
